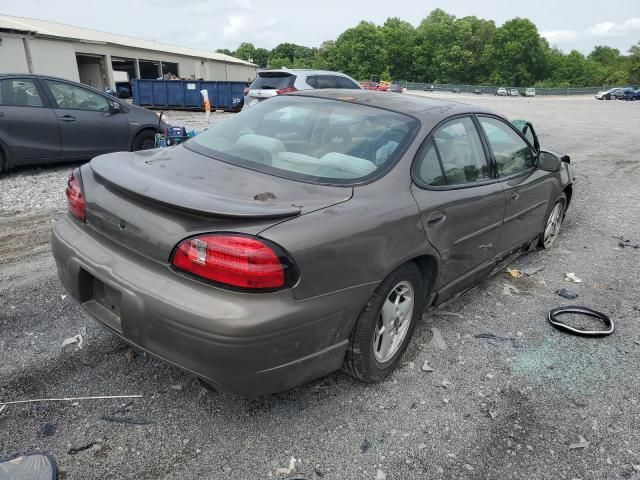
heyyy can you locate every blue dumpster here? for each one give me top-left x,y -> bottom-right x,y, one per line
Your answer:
131,80 -> 245,111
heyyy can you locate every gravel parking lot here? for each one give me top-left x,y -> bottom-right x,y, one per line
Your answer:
1,94 -> 640,479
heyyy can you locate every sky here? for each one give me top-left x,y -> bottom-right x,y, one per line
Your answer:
2,0 -> 640,55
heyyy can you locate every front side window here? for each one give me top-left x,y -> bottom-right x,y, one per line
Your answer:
0,79 -> 44,107
417,116 -> 489,186
44,81 -> 110,112
479,116 -> 535,176
187,96 -> 418,184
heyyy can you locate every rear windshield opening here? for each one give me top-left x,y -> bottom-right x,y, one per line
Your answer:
187,96 -> 419,185
249,73 -> 296,90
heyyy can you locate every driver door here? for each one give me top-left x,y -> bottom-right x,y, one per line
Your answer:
42,79 -> 129,158
476,115 -> 553,255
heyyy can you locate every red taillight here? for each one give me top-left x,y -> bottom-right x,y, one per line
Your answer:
66,170 -> 86,221
171,234 -> 295,290
275,86 -> 297,95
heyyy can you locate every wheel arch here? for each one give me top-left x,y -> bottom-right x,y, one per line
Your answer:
563,184 -> 573,209
405,253 -> 440,307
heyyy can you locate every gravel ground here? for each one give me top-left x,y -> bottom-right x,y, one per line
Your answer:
1,96 -> 640,480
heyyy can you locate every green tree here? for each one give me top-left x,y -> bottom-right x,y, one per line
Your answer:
252,48 -> 270,68
380,17 -> 415,80
333,21 -> 386,80
485,18 -> 548,86
628,42 -> 640,84
234,42 -> 256,62
413,9 -> 456,82
215,48 -> 233,56
270,43 -> 299,63
313,40 -> 337,70
268,56 -> 292,69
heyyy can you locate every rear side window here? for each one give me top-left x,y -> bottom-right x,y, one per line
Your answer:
306,75 -> 337,89
414,139 -> 445,186
0,78 -> 44,107
414,116 -> 490,187
249,73 -> 295,90
307,75 -> 359,89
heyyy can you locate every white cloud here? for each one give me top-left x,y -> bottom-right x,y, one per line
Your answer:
541,29 -> 578,45
223,15 -> 248,40
588,18 -> 640,37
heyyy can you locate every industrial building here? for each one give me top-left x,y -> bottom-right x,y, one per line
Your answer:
0,14 -> 257,91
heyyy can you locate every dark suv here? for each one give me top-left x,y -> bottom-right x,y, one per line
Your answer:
0,74 -> 166,171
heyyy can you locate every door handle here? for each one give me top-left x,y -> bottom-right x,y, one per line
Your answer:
426,211 -> 447,228
59,115 -> 76,122
0,112 -> 4,117
510,191 -> 520,202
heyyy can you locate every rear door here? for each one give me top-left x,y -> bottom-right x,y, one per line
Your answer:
0,77 -> 61,165
476,115 -> 552,256
411,115 -> 505,302
42,79 -> 129,159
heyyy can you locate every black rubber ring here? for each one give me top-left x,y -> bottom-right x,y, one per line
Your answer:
548,305 -> 614,336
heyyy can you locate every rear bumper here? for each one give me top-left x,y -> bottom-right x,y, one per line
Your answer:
52,216 -> 375,395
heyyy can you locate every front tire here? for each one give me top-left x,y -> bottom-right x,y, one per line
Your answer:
539,194 -> 566,249
131,130 -> 157,151
344,262 -> 424,383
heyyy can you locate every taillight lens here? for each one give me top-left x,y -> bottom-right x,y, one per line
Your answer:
275,86 -> 297,95
243,87 -> 249,95
66,170 -> 86,221
171,234 -> 296,290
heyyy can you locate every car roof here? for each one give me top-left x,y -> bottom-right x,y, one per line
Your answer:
259,69 -> 352,77
287,89 -> 495,120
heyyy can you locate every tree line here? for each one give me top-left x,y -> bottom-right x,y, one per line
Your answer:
217,9 -> 640,87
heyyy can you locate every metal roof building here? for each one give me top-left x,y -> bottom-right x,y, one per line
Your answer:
0,14 -> 257,90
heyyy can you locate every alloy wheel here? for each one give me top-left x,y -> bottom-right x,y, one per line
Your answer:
543,202 -> 564,248
373,281 -> 414,363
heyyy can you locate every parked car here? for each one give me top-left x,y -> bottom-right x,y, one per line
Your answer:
451,88 -> 461,93
390,83 -> 402,93
114,81 -> 132,99
0,74 -> 166,171
473,88 -> 483,94
53,89 -> 573,395
618,88 -> 640,101
525,87 -> 536,97
509,88 -> 520,96
496,87 -> 508,96
595,88 -> 624,100
244,69 -> 361,107
360,81 -> 379,90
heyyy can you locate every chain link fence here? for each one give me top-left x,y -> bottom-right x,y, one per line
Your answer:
403,82 -> 609,96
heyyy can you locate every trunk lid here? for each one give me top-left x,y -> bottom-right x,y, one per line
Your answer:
82,147 -> 351,262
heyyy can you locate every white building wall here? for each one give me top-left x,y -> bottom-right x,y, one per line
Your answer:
28,38 -> 79,80
0,35 -> 30,73
0,34 -> 256,85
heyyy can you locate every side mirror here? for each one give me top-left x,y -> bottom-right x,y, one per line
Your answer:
538,151 -> 560,172
110,101 -> 121,114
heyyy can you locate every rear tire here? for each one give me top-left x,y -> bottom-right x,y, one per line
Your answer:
131,130 -> 157,151
539,194 -> 566,249
344,262 -> 424,383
